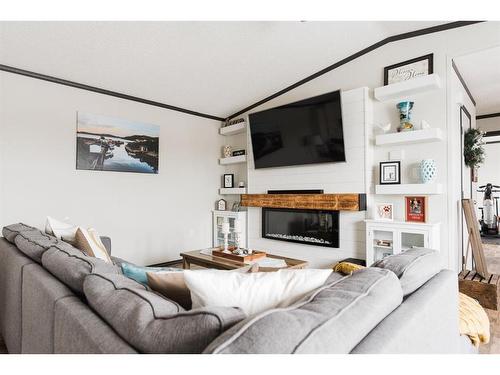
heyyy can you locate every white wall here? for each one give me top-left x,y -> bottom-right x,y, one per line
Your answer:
478,136 -> 500,191
246,88 -> 372,268
0,72 -> 223,265
239,22 -> 500,271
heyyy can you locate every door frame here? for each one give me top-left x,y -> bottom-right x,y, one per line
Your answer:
460,105 -> 473,268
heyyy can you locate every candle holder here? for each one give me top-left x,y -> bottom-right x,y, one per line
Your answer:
223,233 -> 229,253
221,219 -> 230,253
234,232 -> 241,252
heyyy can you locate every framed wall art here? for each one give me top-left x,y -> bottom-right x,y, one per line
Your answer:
384,54 -> 434,85
223,174 -> 234,188
376,203 -> 394,221
405,196 -> 427,223
379,161 -> 401,185
76,112 -> 159,174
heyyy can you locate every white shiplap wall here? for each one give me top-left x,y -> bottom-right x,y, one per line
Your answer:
246,87 -> 373,268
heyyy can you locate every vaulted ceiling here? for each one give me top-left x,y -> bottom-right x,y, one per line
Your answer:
0,21 -> 448,118
454,45 -> 500,116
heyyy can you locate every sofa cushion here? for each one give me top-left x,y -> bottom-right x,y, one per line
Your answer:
204,267 -> 403,354
54,297 -> 137,354
21,264 -> 74,353
2,223 -> 36,243
14,229 -> 61,263
83,273 -> 246,353
41,244 -> 120,294
372,247 -> 441,296
0,238 -> 36,353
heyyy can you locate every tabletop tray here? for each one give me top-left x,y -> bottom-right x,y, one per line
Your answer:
212,248 -> 266,263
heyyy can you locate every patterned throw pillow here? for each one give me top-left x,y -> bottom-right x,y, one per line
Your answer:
74,227 -> 112,263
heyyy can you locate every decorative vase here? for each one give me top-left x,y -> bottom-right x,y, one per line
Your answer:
397,101 -> 414,132
222,145 -> 232,158
420,159 -> 437,183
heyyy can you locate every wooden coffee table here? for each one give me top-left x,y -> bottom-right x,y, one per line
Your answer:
180,248 -> 308,272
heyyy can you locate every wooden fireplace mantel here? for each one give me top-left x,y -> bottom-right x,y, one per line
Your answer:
240,193 -> 366,211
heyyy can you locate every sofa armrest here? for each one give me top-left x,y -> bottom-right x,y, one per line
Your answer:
100,236 -> 111,255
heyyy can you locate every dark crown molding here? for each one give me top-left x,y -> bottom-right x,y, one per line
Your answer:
0,21 -> 484,122
0,64 -> 225,122
477,112 -> 500,120
484,130 -> 500,137
226,21 -> 483,120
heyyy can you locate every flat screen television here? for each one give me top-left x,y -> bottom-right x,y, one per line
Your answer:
248,90 -> 345,169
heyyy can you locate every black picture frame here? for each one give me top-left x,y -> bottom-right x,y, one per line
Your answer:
383,54 -> 434,86
223,174 -> 234,188
379,161 -> 401,185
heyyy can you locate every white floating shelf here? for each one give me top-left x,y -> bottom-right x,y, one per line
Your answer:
219,122 -> 246,136
375,183 -> 443,195
376,128 -> 444,146
219,155 -> 247,165
365,219 -> 441,228
374,74 -> 442,102
219,188 -> 247,195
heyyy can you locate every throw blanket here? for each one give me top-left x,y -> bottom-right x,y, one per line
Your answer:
333,261 -> 490,347
459,292 -> 490,347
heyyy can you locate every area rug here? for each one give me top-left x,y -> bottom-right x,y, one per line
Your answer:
482,236 -> 500,246
479,243 -> 500,354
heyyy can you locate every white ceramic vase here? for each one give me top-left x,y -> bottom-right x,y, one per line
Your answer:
420,159 -> 437,183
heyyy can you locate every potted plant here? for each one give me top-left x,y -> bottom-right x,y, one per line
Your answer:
464,128 -> 485,182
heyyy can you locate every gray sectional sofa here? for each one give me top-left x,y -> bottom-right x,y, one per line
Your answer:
0,223 -> 475,354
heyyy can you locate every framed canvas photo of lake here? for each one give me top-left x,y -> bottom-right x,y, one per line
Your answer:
76,112 -> 159,174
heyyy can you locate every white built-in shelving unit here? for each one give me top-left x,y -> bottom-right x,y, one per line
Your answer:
213,210 -> 247,248
374,73 -> 442,102
365,219 -> 441,266
216,118 -> 249,248
375,128 -> 443,146
375,183 -> 443,195
368,74 -> 445,262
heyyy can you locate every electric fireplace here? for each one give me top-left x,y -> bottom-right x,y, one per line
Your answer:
262,207 -> 339,248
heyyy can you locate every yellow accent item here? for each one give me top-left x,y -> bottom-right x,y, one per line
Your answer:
459,292 -> 490,347
333,262 -> 365,275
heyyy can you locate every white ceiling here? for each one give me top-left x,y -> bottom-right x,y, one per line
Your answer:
0,21 -> 447,119
454,46 -> 500,115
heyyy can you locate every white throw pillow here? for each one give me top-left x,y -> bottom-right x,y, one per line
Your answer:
45,216 -> 78,244
183,268 -> 332,316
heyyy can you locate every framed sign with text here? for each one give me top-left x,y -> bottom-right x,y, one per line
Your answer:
384,54 -> 434,85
